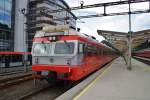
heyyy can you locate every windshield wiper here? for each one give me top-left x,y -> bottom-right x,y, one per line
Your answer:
41,42 -> 47,50
64,40 -> 71,49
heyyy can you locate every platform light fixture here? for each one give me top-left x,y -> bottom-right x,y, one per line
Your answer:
19,8 -> 28,72
80,1 -> 84,9
21,8 -> 26,15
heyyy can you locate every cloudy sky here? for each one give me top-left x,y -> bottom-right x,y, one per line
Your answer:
65,0 -> 150,41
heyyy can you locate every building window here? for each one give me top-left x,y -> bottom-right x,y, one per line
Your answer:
0,0 -> 12,28
0,0 -> 13,51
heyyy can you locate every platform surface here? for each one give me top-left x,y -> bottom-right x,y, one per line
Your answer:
75,57 -> 150,100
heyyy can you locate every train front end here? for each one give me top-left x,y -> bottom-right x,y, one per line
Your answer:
32,25 -> 83,81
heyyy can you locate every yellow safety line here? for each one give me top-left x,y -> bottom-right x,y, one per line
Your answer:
73,60 -> 115,100
144,68 -> 150,72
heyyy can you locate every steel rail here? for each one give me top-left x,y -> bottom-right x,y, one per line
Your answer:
0,74 -> 33,89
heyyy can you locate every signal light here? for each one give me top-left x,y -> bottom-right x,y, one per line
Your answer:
49,37 -> 52,41
52,37 -> 56,40
48,36 -> 58,42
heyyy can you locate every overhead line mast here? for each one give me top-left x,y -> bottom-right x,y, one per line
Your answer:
73,0 -> 150,19
71,0 -> 149,10
128,0 -> 132,70
30,0 -> 150,21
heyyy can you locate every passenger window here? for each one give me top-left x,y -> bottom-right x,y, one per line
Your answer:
101,49 -> 103,55
79,44 -> 83,53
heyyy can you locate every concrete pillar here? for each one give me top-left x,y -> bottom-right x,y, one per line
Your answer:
14,0 -> 28,52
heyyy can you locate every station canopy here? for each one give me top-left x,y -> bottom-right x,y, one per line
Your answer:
97,29 -> 150,52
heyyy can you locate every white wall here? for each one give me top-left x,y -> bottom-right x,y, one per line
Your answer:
14,0 -> 28,52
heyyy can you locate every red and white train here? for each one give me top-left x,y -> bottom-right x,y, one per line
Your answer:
132,49 -> 150,58
0,52 -> 31,67
31,25 -> 118,82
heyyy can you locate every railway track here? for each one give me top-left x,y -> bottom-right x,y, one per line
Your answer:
0,73 -> 33,89
3,80 -> 72,100
0,66 -> 31,76
133,56 -> 150,65
17,84 -> 50,100
0,70 -> 31,76
0,72 -> 74,100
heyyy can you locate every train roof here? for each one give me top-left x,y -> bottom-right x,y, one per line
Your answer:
34,25 -> 115,51
35,25 -> 98,42
134,48 -> 150,53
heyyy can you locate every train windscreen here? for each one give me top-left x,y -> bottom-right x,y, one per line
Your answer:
32,43 -> 51,56
54,42 -> 75,54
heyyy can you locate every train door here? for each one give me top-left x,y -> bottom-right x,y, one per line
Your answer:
77,42 -> 85,65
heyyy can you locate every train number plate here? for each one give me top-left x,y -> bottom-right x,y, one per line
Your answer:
42,71 -> 49,75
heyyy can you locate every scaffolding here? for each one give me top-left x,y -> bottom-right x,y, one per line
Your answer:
26,0 -> 77,51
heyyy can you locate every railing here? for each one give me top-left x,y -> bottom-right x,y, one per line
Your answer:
0,52 -> 32,74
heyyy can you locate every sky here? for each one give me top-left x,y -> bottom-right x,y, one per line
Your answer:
65,0 -> 150,41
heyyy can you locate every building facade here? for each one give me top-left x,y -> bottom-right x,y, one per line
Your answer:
0,0 -> 76,52
0,0 -> 15,51
27,0 -> 77,51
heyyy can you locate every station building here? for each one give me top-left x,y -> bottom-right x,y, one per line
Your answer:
0,0 -> 15,51
0,0 -> 77,52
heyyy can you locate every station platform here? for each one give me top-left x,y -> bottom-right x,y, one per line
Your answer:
57,57 -> 150,100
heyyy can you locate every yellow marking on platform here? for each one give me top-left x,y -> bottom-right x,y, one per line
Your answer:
73,60 -> 115,100
144,68 -> 150,72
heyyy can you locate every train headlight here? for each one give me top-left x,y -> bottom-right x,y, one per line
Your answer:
52,36 -> 56,40
48,36 -> 57,42
49,58 -> 54,63
49,37 -> 52,41
67,59 -> 71,65
35,58 -> 39,64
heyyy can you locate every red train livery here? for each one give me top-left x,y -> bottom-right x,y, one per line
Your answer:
0,52 -> 31,67
133,49 -> 150,58
32,25 -> 118,82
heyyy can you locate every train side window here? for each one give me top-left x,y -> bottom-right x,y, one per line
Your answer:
98,49 -> 101,55
87,45 -> 92,55
105,51 -> 107,55
82,44 -> 86,55
101,49 -> 103,55
0,55 -> 2,63
79,44 -> 83,54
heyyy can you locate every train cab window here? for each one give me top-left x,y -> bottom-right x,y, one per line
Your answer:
32,43 -> 51,56
97,48 -> 101,55
54,42 -> 75,54
101,49 -> 103,55
78,44 -> 84,54
0,55 -> 2,63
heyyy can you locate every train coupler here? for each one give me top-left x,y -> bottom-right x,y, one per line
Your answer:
57,72 -> 71,79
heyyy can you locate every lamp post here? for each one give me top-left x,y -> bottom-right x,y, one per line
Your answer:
127,0 -> 132,70
20,8 -> 28,72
